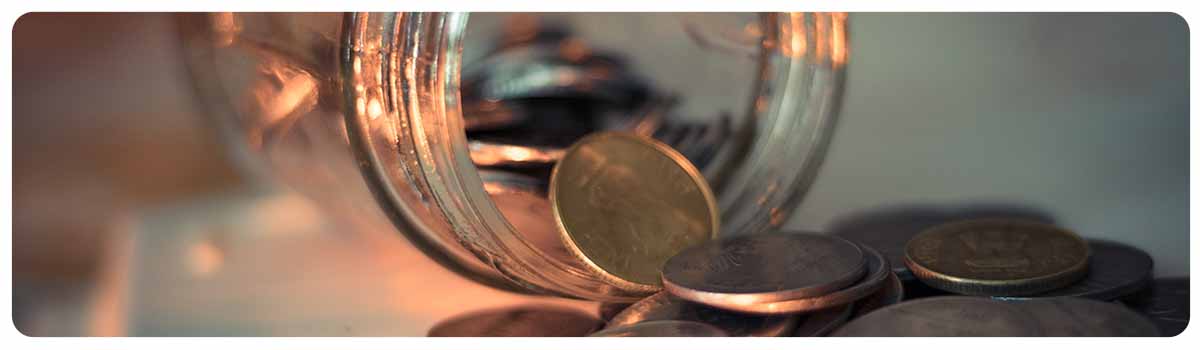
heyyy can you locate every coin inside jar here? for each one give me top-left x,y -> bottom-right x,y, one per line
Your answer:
904,218 -> 1090,296
1016,297 -> 1160,336
994,240 -> 1152,301
589,320 -> 728,337
427,305 -> 602,337
830,296 -> 1043,337
551,132 -> 719,292
606,291 -> 797,337
661,232 -> 866,309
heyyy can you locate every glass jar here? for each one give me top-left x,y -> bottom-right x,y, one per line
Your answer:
178,12 -> 847,302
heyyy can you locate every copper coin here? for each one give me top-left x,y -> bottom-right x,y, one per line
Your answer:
607,292 -> 797,337
589,320 -> 728,337
427,305 -> 602,337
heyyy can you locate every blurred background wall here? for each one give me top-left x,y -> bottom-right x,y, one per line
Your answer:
9,12 -> 1189,335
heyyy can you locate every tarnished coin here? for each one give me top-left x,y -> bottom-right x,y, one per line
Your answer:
1123,278 -> 1189,336
427,305 -> 602,336
853,271 -> 905,318
904,219 -> 1090,296
1016,297 -> 1159,336
589,320 -> 727,337
995,240 -> 1152,301
551,132 -> 719,292
791,304 -> 854,337
662,232 -> 866,309
830,296 -> 1043,336
607,292 -> 797,337
719,245 -> 889,314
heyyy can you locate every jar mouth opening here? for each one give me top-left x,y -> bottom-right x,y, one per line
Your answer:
340,12 -> 847,301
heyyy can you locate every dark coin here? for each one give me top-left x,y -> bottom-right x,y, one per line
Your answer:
830,296 -> 1043,336
589,320 -> 728,337
1015,297 -> 1159,336
726,246 -> 889,314
905,219 -> 1090,296
995,240 -> 1152,301
606,292 -> 797,337
662,232 -> 866,309
903,278 -> 952,300
853,271 -> 905,318
1123,277 -> 1189,336
427,305 -> 602,337
835,225 -> 924,281
791,304 -> 854,337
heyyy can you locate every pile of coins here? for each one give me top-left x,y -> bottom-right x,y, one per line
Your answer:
429,18 -> 1187,338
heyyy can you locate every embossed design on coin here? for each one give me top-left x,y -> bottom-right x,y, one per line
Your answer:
723,245 -> 889,314
661,232 -> 866,307
427,305 -> 602,337
904,219 -> 1089,296
589,320 -> 728,337
607,292 -> 797,337
1018,297 -> 1159,336
830,296 -> 1042,337
551,132 -> 719,292
995,240 -> 1152,301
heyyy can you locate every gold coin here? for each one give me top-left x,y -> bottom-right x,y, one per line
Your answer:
550,132 -> 719,293
904,218 -> 1090,296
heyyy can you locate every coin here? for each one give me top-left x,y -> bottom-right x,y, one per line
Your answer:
833,219 -> 935,281
1016,297 -> 1159,336
994,240 -> 1152,301
662,232 -> 866,309
471,141 -> 565,168
791,304 -> 854,337
598,302 -> 632,322
830,296 -> 1043,336
904,218 -> 1090,296
551,132 -> 720,292
852,271 -> 905,318
427,305 -> 602,336
589,320 -> 728,337
716,245 -> 889,314
606,292 -> 797,337
1122,278 -> 1189,336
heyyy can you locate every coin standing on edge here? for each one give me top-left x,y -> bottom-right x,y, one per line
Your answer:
830,296 -> 1043,337
551,132 -> 720,293
994,240 -> 1153,301
427,305 -> 602,337
589,320 -> 728,337
661,232 -> 866,310
1016,297 -> 1160,336
1123,277 -> 1190,337
606,292 -> 798,337
904,219 -> 1090,296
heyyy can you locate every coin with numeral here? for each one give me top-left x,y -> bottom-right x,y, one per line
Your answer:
904,219 -> 1089,296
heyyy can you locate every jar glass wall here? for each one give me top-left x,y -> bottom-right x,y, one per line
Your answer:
179,12 -> 846,302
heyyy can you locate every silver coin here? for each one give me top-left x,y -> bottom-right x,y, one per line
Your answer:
831,296 -> 1043,336
1016,297 -> 1160,336
852,271 -> 905,318
995,240 -> 1153,301
662,232 -> 867,308
607,292 -> 797,337
1122,278 -> 1189,337
791,304 -> 854,337
590,320 -> 728,337
427,305 -> 602,336
722,246 -> 889,314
